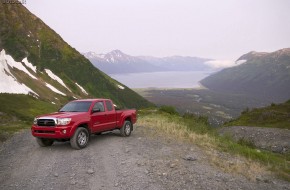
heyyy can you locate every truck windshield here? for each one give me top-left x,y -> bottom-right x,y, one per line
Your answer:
59,101 -> 92,112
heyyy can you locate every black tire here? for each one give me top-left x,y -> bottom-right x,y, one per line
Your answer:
120,121 -> 132,137
70,127 -> 89,150
36,138 -> 54,147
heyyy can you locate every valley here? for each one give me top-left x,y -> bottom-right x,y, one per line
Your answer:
134,88 -> 271,126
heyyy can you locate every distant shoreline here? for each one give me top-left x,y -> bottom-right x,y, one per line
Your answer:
111,71 -> 213,89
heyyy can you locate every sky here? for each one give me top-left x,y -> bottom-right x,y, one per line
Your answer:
24,0 -> 290,62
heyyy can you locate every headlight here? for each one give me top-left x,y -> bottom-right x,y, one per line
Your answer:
33,118 -> 38,125
57,118 -> 71,125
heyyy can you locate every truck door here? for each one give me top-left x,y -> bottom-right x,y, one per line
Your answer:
91,101 -> 108,133
104,100 -> 117,129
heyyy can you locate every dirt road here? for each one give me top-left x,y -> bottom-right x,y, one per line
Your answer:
0,125 -> 289,190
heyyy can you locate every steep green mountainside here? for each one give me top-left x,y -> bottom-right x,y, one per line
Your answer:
200,48 -> 290,103
225,99 -> 290,129
0,3 -> 153,108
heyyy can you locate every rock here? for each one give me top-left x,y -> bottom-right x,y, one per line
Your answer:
256,176 -> 263,182
114,183 -> 119,187
170,163 -> 176,168
183,155 -> 197,161
271,145 -> 283,153
136,161 -> 142,166
53,173 -> 58,177
87,169 -> 94,174
125,148 -> 130,153
70,180 -> 77,185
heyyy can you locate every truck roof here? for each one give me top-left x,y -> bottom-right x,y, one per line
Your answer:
73,98 -> 111,102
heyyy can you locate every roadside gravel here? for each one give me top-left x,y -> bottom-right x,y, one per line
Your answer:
0,125 -> 289,190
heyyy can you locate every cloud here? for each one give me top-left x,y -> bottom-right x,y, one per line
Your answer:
205,60 -> 236,69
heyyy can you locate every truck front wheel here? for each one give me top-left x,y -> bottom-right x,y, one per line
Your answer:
36,138 -> 54,147
120,121 -> 132,137
70,127 -> 89,150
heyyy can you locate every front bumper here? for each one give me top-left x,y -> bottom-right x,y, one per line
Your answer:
31,125 -> 73,139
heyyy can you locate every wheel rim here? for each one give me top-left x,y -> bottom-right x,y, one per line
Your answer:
78,131 -> 87,146
125,123 -> 131,135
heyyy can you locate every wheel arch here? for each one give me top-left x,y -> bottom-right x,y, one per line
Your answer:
72,123 -> 91,135
124,117 -> 133,131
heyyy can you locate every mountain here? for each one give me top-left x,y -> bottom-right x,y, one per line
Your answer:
200,48 -> 290,103
83,50 -> 164,74
83,50 -> 213,74
0,3 -> 153,108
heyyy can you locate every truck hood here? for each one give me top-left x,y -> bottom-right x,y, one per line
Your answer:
37,112 -> 88,119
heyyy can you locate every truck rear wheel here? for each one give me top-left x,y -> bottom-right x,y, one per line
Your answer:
36,138 -> 54,147
70,127 -> 89,150
120,121 -> 132,137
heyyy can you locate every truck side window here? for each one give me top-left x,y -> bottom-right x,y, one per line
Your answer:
93,102 -> 105,112
105,100 -> 113,111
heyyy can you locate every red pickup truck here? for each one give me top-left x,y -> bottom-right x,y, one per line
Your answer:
31,99 -> 137,149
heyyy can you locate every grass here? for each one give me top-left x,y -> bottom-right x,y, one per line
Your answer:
137,109 -> 290,181
0,94 -> 58,142
0,121 -> 31,142
225,100 -> 290,129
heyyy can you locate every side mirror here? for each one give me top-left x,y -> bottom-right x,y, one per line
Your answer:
92,108 -> 101,113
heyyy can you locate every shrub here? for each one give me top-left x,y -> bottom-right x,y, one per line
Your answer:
158,105 -> 179,115
241,107 -> 250,114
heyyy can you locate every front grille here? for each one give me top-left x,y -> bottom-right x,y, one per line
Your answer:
37,119 -> 56,126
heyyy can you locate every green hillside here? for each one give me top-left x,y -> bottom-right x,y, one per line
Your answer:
0,3 -> 153,109
225,100 -> 290,129
0,94 -> 58,141
200,48 -> 290,103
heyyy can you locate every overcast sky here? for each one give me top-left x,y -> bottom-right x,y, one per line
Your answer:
24,0 -> 290,61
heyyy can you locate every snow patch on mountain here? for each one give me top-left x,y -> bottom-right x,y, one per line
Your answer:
45,83 -> 66,96
22,57 -> 37,73
0,49 -> 38,95
117,84 -> 125,90
0,50 -> 37,79
45,69 -> 71,92
235,59 -> 247,65
75,83 -> 88,95
205,60 -> 235,69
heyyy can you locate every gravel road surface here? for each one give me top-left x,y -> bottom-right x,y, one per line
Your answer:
0,125 -> 289,190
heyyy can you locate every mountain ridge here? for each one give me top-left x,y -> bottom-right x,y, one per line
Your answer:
0,3 -> 153,108
83,50 -> 215,74
200,48 -> 290,103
